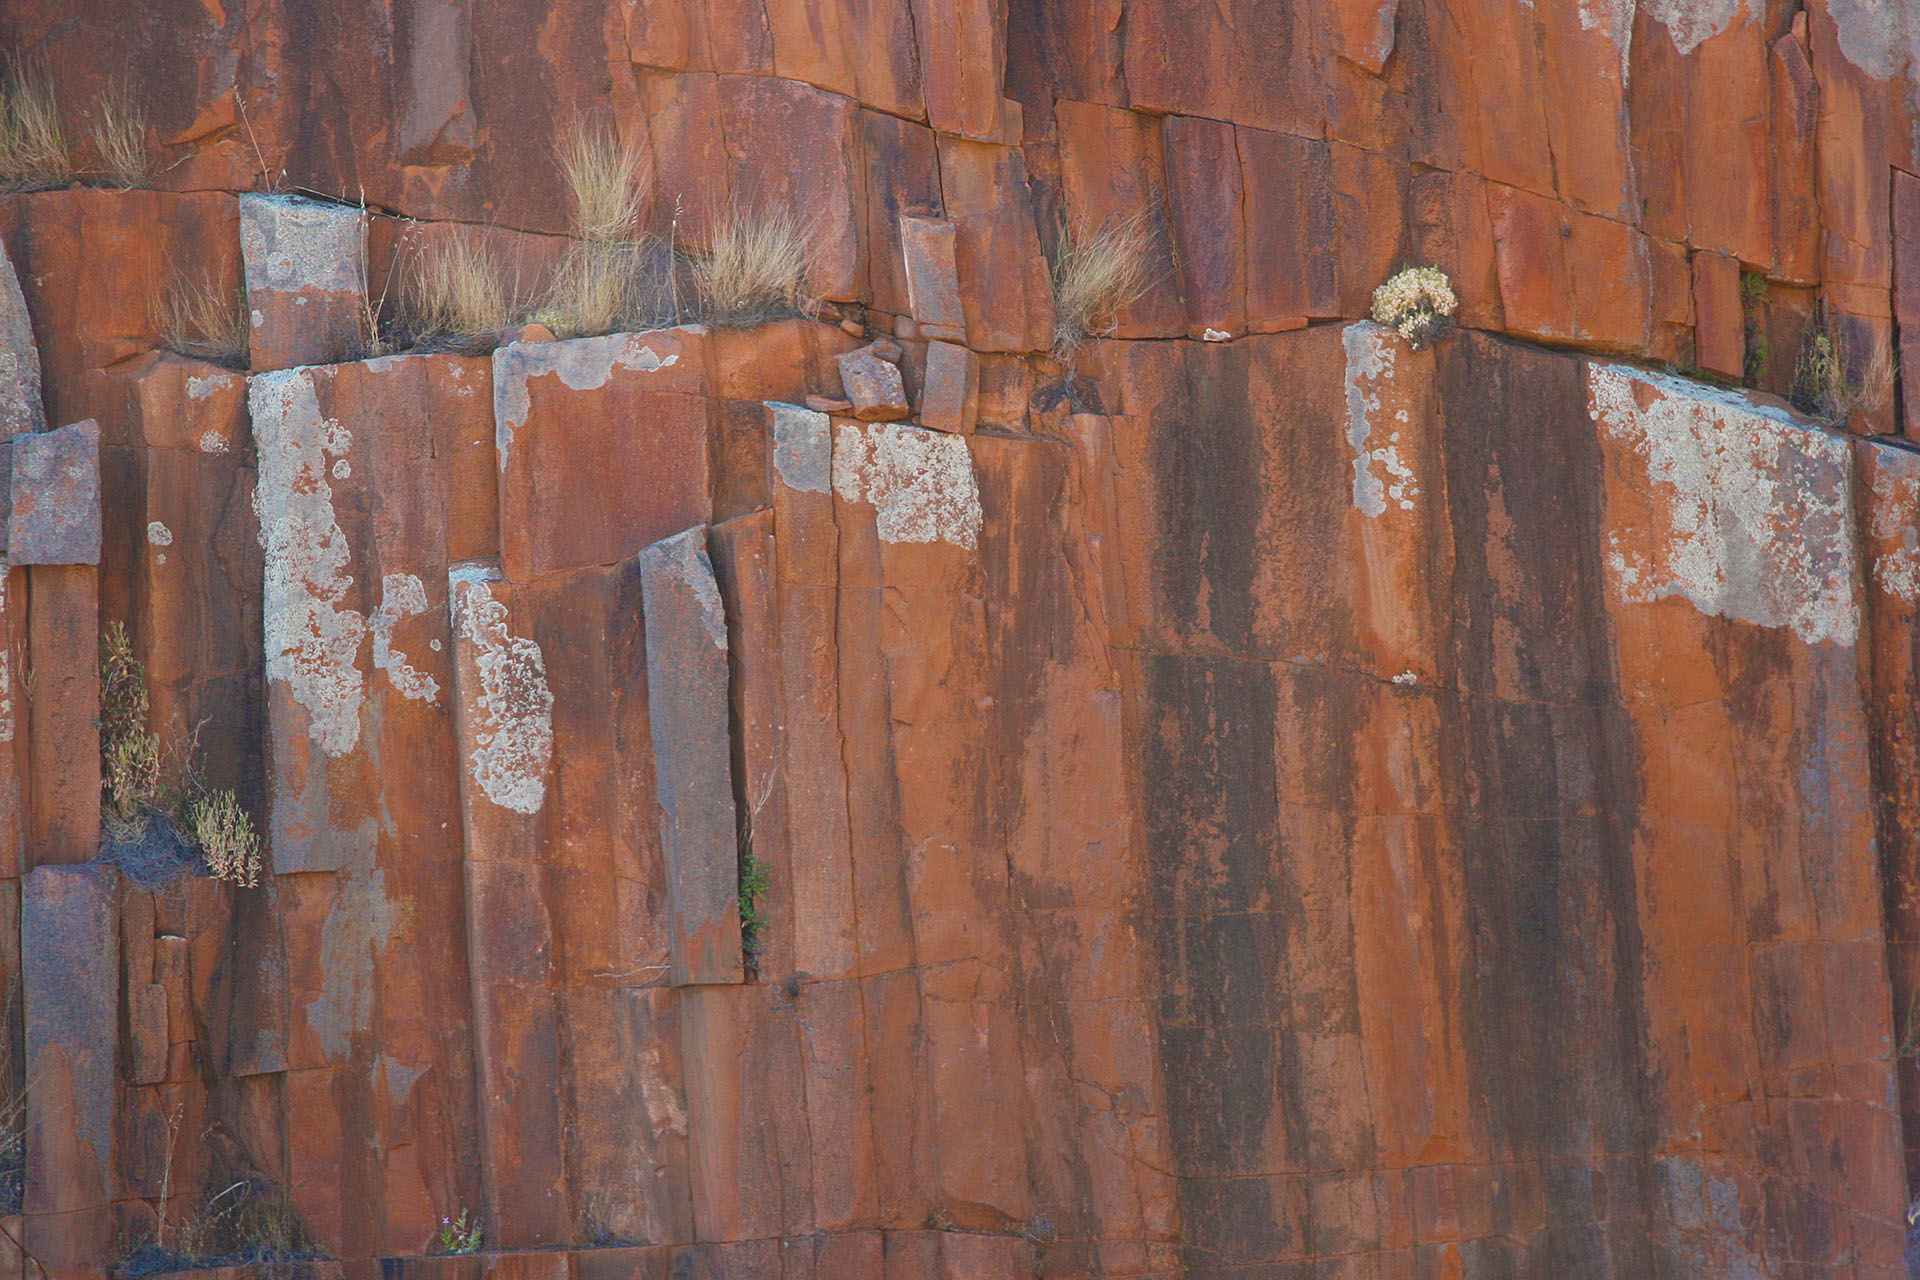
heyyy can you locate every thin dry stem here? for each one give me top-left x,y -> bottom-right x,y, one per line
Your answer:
558,118 -> 652,243
1051,211 -> 1152,357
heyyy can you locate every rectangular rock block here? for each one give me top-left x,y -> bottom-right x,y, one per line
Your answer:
919,341 -> 978,434
26,564 -> 98,867
240,194 -> 369,372
9,419 -> 99,566
494,329 -> 712,581
1692,250 -> 1744,380
899,216 -> 965,341
22,864 -> 115,1272
639,526 -> 743,986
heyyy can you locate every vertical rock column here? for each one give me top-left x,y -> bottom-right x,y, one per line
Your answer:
12,419 -> 102,868
20,865 -> 114,1276
638,526 -> 742,987
447,561 -> 567,1248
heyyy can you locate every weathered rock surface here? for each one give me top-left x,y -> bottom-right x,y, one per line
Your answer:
0,1 -> 1919,1276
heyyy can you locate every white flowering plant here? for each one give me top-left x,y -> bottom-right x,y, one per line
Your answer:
1370,266 -> 1458,350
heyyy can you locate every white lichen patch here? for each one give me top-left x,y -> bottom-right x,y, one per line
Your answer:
186,373 -> 227,402
250,368 -> 369,756
239,193 -> 367,296
1639,0 -> 1739,57
1867,449 -> 1920,601
371,572 -> 440,703
769,402 -> 831,494
831,421 -> 982,550
198,429 -> 230,454
310,865 -> 395,1059
0,605 -> 14,743
494,331 -> 686,471
450,566 -> 553,814
146,521 -> 173,547
1343,322 -> 1420,517
1588,363 -> 1858,647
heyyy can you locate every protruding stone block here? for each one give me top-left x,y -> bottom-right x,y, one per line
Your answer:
239,193 -> 369,372
639,526 -> 744,987
837,348 -> 910,422
1692,250 -> 1744,381
9,419 -> 99,566
899,216 -> 965,341
0,245 -> 44,436
919,341 -> 978,434
23,864 -> 116,1271
127,984 -> 169,1085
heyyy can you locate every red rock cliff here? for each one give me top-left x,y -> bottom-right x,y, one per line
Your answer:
0,0 -> 1918,1277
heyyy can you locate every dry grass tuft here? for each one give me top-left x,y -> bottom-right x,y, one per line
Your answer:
1792,309 -> 1895,424
85,84 -> 149,188
0,61 -> 69,191
1051,212 -> 1152,357
100,622 -> 162,838
400,233 -> 516,347
690,205 -> 817,325
189,790 -> 262,889
157,271 -> 250,369
559,118 -> 652,244
532,239 -> 647,339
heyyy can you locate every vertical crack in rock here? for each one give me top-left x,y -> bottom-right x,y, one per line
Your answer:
371,572 -> 441,703
450,564 -> 553,813
1588,363 -> 1858,646
1342,322 -> 1417,516
250,368 -> 369,756
831,420 -> 983,549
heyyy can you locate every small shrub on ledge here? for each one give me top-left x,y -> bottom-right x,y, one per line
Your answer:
1370,265 -> 1457,350
96,622 -> 265,889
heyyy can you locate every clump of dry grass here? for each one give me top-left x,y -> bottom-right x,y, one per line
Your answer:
690,205 -> 817,325
399,233 -> 516,349
527,118 -> 670,339
559,118 -> 651,244
157,270 -> 250,369
85,84 -> 149,188
1792,308 -> 1895,424
189,790 -> 262,889
0,61 -> 70,191
532,239 -> 657,339
101,622 -> 162,839
1051,211 -> 1152,357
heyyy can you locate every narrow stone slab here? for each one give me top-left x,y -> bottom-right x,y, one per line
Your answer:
919,340 -> 978,434
9,419 -> 99,566
239,193 -> 368,372
899,215 -> 965,341
0,244 -> 44,435
639,526 -> 743,986
23,863 -> 115,1271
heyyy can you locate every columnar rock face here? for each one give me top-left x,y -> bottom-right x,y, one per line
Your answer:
1,1 -> 1920,1277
